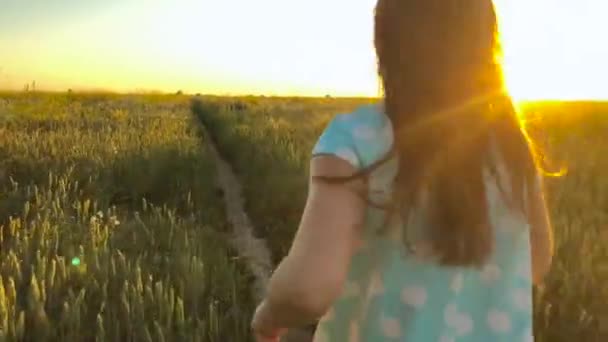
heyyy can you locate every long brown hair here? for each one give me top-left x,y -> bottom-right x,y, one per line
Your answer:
319,0 -> 539,268
375,0 -> 539,267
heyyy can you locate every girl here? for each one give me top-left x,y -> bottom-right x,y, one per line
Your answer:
251,0 -> 554,341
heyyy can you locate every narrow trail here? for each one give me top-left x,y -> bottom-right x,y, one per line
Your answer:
205,126 -> 273,302
202,125 -> 314,342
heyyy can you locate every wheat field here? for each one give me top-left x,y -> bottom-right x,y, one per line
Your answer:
0,92 -> 254,341
0,92 -> 606,341
194,96 -> 608,342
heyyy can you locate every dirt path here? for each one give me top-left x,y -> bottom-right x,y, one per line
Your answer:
204,127 -> 313,342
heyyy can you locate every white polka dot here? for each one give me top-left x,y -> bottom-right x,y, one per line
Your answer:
380,315 -> 402,338
512,289 -> 532,311
439,335 -> 455,342
480,264 -> 502,284
487,310 -> 512,333
335,148 -> 359,166
349,321 -> 360,342
454,315 -> 474,336
400,286 -> 428,308
450,273 -> 464,294
444,304 -> 474,336
353,125 -> 376,140
343,281 -> 361,298
337,114 -> 350,122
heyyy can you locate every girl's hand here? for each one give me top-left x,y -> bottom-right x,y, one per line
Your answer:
251,301 -> 287,342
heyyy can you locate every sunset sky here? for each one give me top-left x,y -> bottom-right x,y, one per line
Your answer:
1,0 -> 607,99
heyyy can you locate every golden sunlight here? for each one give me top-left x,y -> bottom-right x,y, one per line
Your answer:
495,0 -> 607,101
1,0 -> 606,99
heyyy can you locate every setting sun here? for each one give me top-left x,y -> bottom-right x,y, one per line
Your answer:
495,0 -> 607,101
1,2 -> 607,341
0,0 -> 607,99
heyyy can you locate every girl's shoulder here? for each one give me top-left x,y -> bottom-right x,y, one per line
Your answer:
312,104 -> 394,169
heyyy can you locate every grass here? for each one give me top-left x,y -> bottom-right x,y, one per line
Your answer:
193,96 -> 608,342
192,96 -> 374,262
0,93 -> 255,341
3,91 -> 606,341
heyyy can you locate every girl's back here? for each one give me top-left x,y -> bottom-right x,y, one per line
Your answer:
250,2 -> 552,341
312,104 -> 533,342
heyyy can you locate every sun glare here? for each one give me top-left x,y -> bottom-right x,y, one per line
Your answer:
495,0 -> 607,101
1,0 -> 606,99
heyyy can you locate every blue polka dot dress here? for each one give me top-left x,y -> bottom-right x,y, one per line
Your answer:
311,104 -> 534,342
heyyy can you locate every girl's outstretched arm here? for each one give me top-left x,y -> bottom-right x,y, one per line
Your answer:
252,155 -> 366,334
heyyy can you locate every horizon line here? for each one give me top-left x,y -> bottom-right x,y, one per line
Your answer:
3,89 -> 608,103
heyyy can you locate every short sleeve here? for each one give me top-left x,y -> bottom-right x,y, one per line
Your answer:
312,114 -> 362,169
